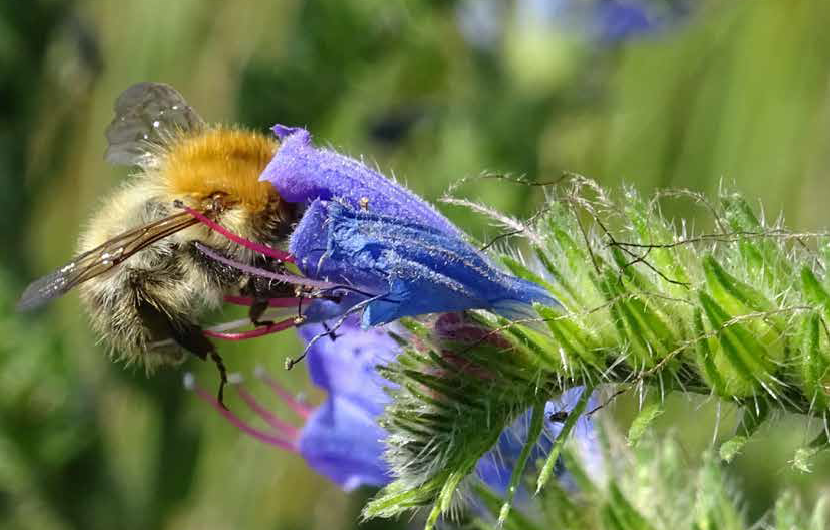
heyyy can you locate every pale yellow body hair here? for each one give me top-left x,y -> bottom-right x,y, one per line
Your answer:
76,126 -> 292,371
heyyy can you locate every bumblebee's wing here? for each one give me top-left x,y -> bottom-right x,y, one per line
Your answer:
104,82 -> 205,168
18,211 -> 202,311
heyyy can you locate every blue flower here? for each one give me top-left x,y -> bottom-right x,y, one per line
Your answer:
297,394 -> 390,491
475,388 -> 602,495
299,316 -> 398,415
260,125 -> 463,238
256,125 -> 559,327
456,0 -> 688,52
590,0 -> 682,43
187,315 -> 395,491
189,315 -> 600,495
516,0 -> 687,42
291,198 -> 559,327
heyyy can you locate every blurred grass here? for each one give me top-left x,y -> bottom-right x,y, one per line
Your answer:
2,0 -> 830,528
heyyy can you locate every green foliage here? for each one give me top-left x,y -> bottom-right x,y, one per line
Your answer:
367,180 -> 830,527
475,432 -> 827,530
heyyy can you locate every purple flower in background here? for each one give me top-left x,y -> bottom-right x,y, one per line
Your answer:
258,125 -> 559,327
590,0 -> 684,42
297,394 -> 390,491
515,0 -> 687,42
457,0 -> 689,51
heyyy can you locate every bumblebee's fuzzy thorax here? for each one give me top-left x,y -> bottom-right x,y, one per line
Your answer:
162,127 -> 280,213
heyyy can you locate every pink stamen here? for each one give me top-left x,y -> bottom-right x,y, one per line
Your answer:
187,377 -> 297,452
224,295 -> 306,308
235,385 -> 299,438
204,317 -> 298,340
182,205 -> 294,263
255,367 -> 311,419
196,243 -> 337,290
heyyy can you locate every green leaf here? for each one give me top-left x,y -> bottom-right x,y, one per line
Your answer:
497,398 -> 546,526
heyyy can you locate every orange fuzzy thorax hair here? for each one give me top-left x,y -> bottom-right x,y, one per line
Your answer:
163,126 -> 279,212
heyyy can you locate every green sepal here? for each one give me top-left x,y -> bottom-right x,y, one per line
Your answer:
721,193 -> 791,290
793,430 -> 830,473
693,307 -> 729,396
628,402 -> 664,447
698,291 -> 773,396
536,304 -> 604,371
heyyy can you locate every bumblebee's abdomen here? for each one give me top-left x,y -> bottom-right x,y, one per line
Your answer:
163,127 -> 279,213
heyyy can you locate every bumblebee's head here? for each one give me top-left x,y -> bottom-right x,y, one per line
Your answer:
163,127 -> 281,214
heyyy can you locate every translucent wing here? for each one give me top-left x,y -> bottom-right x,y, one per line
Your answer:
17,211 -> 202,311
104,82 -> 205,168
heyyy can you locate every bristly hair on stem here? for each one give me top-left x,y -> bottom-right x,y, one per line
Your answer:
363,176 -> 830,528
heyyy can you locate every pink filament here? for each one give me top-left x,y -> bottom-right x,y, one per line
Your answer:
235,385 -> 299,438
182,205 -> 294,263
224,295 -> 306,308
203,317 -> 297,340
195,243 -> 337,290
256,369 -> 311,419
192,385 -> 297,452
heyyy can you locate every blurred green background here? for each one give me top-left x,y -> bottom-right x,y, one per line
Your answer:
2,0 -> 830,528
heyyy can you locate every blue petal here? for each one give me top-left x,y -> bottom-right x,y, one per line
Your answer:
291,199 -> 560,326
593,0 -> 657,42
474,410 -> 550,496
475,388 -> 602,495
261,125 -> 463,238
298,315 -> 398,415
298,395 -> 391,491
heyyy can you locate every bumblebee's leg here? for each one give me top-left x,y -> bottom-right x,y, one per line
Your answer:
248,298 -> 272,328
241,272 -> 294,327
171,323 -> 229,409
136,298 -> 230,408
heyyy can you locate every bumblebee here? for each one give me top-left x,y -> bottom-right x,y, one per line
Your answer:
18,82 -> 297,404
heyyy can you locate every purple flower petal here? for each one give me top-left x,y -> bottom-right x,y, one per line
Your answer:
297,395 -> 391,491
291,199 -> 560,326
299,315 -> 398,415
261,125 -> 463,238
